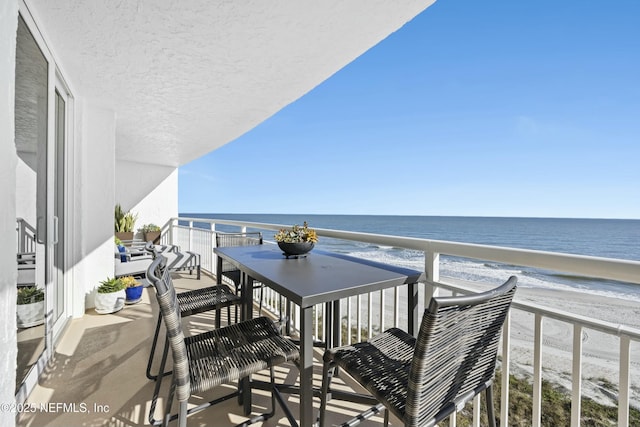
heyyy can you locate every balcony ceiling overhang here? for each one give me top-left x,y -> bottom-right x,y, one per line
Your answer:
27,0 -> 436,167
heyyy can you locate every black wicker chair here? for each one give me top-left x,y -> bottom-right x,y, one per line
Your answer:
144,243 -> 242,381
318,276 -> 517,427
215,231 -> 266,315
146,255 -> 300,427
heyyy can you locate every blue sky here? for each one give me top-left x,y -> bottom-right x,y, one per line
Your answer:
179,0 -> 640,219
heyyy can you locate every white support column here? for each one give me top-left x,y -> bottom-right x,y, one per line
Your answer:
424,249 -> 440,302
571,324 -> 583,427
357,295 -> 362,342
347,296 -> 353,345
380,289 -> 385,332
171,218 -> 177,245
501,312 -> 511,426
618,335 -> 631,427
210,222 -> 216,275
532,314 -> 543,427
367,292 -> 373,338
394,287 -> 400,328
188,220 -> 194,251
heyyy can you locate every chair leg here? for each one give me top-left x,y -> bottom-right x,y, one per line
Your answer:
384,409 -> 390,427
178,400 -> 188,427
215,308 -> 221,328
163,380 -> 176,427
318,360 -> 335,427
267,366 -> 277,419
486,385 -> 497,427
148,340 -> 171,426
234,281 -> 241,323
146,314 -> 163,380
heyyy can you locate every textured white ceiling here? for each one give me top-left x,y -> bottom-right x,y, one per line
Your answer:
28,0 -> 436,167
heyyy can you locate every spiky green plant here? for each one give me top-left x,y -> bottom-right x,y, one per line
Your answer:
115,204 -> 125,232
17,286 -> 45,305
114,204 -> 138,232
97,277 -> 125,293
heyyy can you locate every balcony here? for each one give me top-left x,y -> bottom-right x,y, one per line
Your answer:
19,217 -> 640,427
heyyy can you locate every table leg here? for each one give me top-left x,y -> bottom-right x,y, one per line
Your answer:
243,275 -> 254,321
408,282 -> 419,336
241,274 -> 254,414
324,302 -> 333,349
216,256 -> 222,285
332,300 -> 341,347
299,306 -> 314,426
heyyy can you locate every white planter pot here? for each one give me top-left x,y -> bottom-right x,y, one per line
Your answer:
94,290 -> 126,314
17,300 -> 45,328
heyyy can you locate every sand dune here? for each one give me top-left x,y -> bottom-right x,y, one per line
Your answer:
506,287 -> 640,408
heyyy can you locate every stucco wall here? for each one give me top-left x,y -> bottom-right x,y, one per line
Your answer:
1,0 -> 19,424
115,160 -> 178,239
72,101 -> 117,315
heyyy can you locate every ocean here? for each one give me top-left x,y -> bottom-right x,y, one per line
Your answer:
183,213 -> 640,302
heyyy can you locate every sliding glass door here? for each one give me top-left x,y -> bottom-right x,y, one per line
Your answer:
15,11 -> 71,396
52,86 -> 67,337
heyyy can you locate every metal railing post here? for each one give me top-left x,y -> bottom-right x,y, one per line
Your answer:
619,335 -> 631,427
425,249 -> 440,303
501,312 -> 511,426
188,221 -> 194,251
171,218 -> 177,245
532,314 -> 544,427
571,324 -> 583,427
210,222 -> 216,276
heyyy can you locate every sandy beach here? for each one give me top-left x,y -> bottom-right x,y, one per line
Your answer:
349,279 -> 640,409
505,286 -> 640,409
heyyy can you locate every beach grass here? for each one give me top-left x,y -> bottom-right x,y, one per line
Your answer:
443,370 -> 640,427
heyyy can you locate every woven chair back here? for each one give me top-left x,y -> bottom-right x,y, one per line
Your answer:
144,241 -> 158,259
405,276 -> 517,427
147,255 -> 191,402
215,232 -> 263,273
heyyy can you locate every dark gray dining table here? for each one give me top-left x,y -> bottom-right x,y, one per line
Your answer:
214,244 -> 425,426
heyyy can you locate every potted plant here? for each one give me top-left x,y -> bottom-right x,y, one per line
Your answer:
121,276 -> 143,304
139,223 -> 161,244
274,221 -> 319,256
114,204 -> 138,243
16,286 -> 45,328
94,277 -> 126,314
114,236 -> 128,262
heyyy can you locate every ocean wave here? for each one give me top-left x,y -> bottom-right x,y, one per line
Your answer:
346,247 -> 640,303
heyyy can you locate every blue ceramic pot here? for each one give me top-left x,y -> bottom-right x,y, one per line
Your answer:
125,285 -> 143,302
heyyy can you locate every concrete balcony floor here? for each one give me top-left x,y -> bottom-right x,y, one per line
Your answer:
18,272 -> 391,427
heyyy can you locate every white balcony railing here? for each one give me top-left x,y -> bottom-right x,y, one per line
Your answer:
16,217 -> 37,253
163,217 -> 640,427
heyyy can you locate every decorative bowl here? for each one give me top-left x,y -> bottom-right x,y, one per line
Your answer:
277,241 -> 315,256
